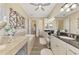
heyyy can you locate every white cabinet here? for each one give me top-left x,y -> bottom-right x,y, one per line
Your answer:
50,36 -> 79,55
51,36 -> 67,55
51,45 -> 66,55
66,43 -> 79,55
66,49 -> 75,55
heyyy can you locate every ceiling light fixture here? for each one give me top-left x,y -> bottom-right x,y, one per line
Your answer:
66,8 -> 71,12
60,3 -> 79,13
60,8 -> 64,12
30,3 -> 50,11
39,5 -> 42,8
64,3 -> 69,9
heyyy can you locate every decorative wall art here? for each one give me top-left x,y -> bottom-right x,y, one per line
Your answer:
9,8 -> 25,29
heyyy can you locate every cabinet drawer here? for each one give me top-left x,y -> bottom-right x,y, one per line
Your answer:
51,42 -> 66,55
51,37 -> 67,49
67,49 -> 76,55
53,50 -> 66,55
51,36 -> 66,55
67,43 -> 79,54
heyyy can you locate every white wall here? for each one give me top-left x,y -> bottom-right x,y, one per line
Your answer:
0,4 -> 8,36
0,4 -> 29,36
63,11 -> 79,34
69,12 -> 79,34
63,17 -> 70,32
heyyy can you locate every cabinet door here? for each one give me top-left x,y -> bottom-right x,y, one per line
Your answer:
67,49 -> 75,55
51,36 -> 67,55
52,45 -> 66,55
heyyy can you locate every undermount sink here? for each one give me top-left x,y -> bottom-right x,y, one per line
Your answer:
59,36 -> 75,40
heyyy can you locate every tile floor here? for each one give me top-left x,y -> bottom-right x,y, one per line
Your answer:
30,37 -> 47,55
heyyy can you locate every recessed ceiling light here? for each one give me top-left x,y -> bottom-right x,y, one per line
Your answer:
64,4 -> 69,9
39,5 -> 42,8
66,8 -> 70,12
71,4 -> 77,9
60,8 -> 64,12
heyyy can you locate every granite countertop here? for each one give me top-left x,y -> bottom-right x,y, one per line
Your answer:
58,36 -> 79,49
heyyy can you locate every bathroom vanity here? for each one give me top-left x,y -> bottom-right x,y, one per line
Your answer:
51,36 -> 79,55
0,35 -> 35,55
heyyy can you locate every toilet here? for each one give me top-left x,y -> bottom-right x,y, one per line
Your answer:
40,48 -> 53,55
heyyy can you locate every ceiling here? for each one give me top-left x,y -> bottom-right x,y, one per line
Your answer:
20,3 -> 79,19
56,4 -> 79,17
56,9 -> 79,17
21,3 -> 56,17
